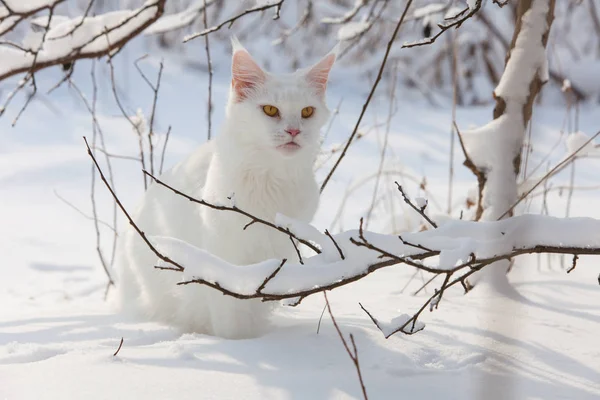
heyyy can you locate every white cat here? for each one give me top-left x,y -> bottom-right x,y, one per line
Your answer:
115,38 -> 336,339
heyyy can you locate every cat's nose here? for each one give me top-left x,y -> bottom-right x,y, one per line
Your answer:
285,128 -> 301,137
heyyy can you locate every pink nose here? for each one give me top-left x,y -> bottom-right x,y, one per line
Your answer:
285,128 -> 301,137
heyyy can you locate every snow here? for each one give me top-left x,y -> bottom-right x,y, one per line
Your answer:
566,131 -> 600,157
2,14 -> 600,398
141,214 -> 600,302
0,1 -> 161,80
145,0 -> 216,35
3,0 -> 61,13
254,0 -> 280,6
567,60 -> 600,96
415,197 -> 427,209
466,0 -> 479,10
152,236 -> 281,295
379,314 -> 425,337
462,0 -> 551,220
321,0 -> 366,24
336,21 -> 370,41
494,1 -> 549,106
413,3 -> 446,19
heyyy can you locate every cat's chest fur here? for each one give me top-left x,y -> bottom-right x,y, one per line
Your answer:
199,149 -> 318,265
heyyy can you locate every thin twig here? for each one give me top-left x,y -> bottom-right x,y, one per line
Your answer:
257,259 -> 287,293
498,130 -> 600,220
202,0 -> 213,140
395,182 -> 437,228
402,1 -> 482,48
365,61 -> 398,229
106,53 -> 147,189
143,170 -> 321,254
325,229 -> 345,260
184,0 -> 285,42
324,293 -> 369,400
320,0 -> 414,193
53,190 -> 116,234
159,125 -> 172,174
113,337 -> 124,356
84,137 -> 184,272
413,273 -> 438,296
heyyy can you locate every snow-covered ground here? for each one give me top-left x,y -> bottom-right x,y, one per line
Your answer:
1,45 -> 600,399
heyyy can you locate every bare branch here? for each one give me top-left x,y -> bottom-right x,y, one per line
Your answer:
321,0 -> 366,24
202,0 -> 213,140
113,337 -> 124,357
320,0 -> 414,192
325,229 -> 345,260
84,136 -> 184,272
324,293 -> 369,400
402,1 -> 482,49
395,182 -> 437,228
159,125 -> 172,174
184,0 -> 285,42
498,130 -> 600,220
143,170 -> 321,255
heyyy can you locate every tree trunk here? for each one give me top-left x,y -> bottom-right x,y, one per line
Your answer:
462,0 -> 556,287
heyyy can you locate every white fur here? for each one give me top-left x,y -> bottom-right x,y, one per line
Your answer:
114,41 -> 334,339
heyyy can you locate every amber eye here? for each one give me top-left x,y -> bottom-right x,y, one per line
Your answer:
301,106 -> 314,119
263,105 -> 279,117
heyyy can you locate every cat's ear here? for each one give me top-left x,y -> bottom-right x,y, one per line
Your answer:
231,37 -> 265,102
305,46 -> 337,97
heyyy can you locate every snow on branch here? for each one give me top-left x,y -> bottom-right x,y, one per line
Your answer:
85,134 -> 600,338
144,0 -> 217,35
460,0 -> 555,221
156,211 -> 600,338
321,0 -> 366,25
0,0 -> 165,82
0,0 -> 65,36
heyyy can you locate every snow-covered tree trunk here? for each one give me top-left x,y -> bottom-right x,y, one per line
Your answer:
462,0 -> 556,287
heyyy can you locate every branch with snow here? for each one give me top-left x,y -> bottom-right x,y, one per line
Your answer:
321,0 -> 366,25
0,0 -> 165,82
160,213 -> 600,335
86,135 -> 600,338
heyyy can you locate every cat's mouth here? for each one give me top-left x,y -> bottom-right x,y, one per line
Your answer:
277,142 -> 301,153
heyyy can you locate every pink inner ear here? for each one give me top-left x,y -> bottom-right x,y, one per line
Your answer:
306,53 -> 335,96
232,50 -> 265,102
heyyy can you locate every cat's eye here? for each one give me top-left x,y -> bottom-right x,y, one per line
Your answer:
263,105 -> 279,117
301,106 -> 314,119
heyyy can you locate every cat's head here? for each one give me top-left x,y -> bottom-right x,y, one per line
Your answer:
224,38 -> 336,161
